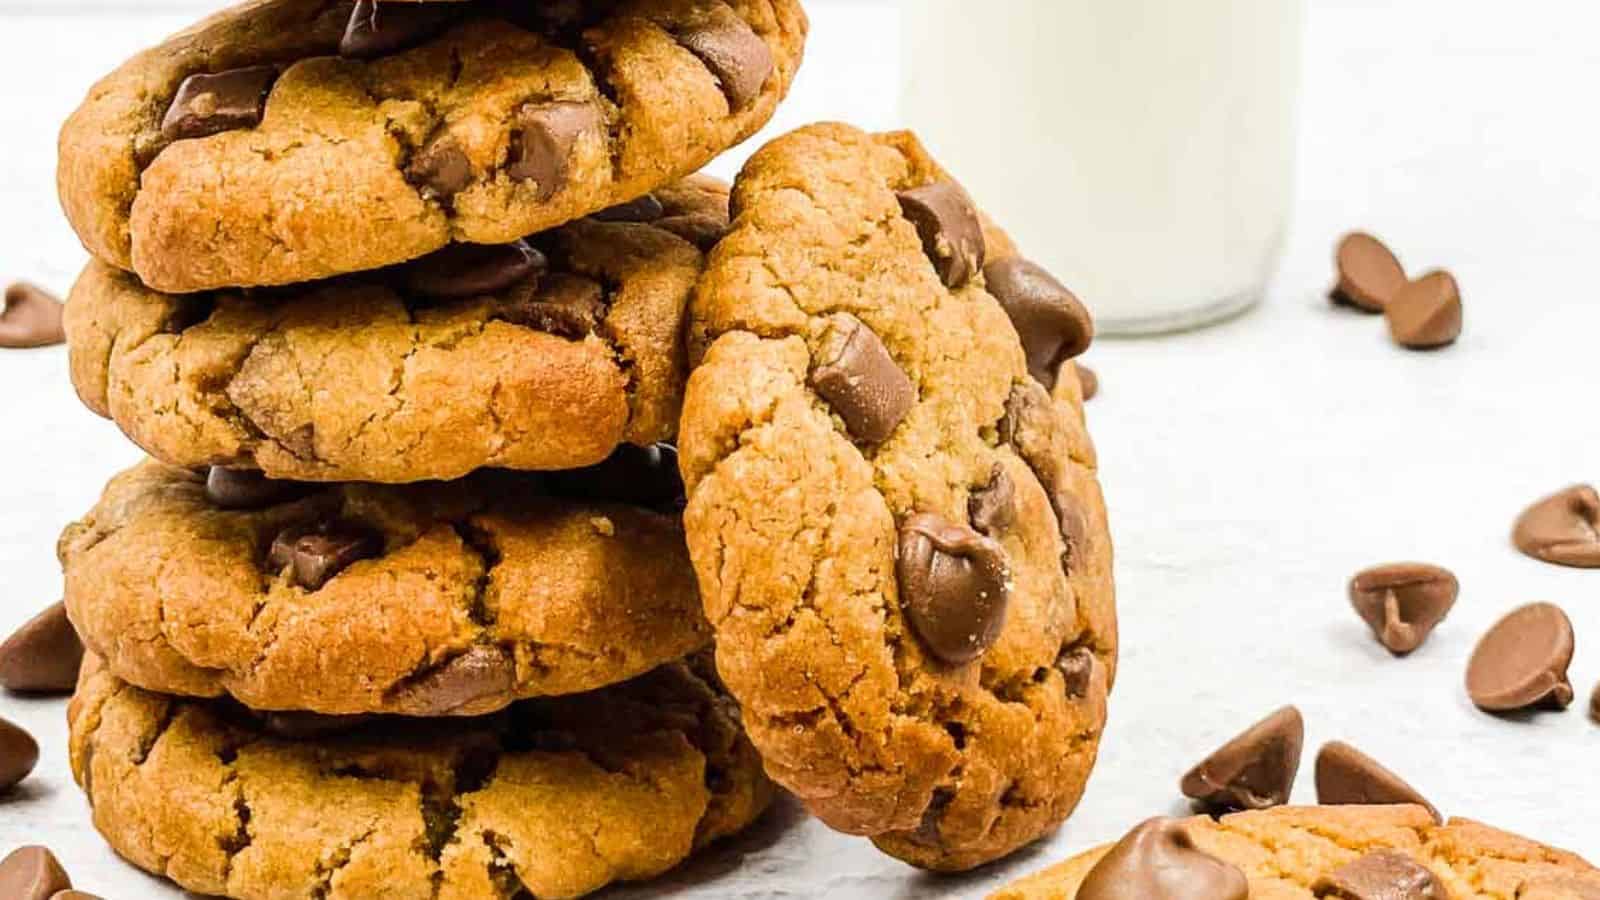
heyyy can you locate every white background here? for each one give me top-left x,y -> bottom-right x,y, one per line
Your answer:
2,1 -> 1599,897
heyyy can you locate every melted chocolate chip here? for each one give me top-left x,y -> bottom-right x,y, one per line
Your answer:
499,272 -> 606,339
897,181 -> 986,289
1312,850 -> 1448,900
968,465 -> 1017,537
340,0 -> 464,59
1055,645 -> 1098,699
810,313 -> 915,445
1077,818 -> 1248,900
390,645 -> 516,715
984,257 -> 1093,389
205,467 -> 309,511
592,194 -> 666,223
897,513 -> 1011,666
406,137 -> 475,202
268,521 -> 383,591
676,17 -> 774,110
161,65 -> 278,141
404,240 -> 547,300
507,102 -> 603,201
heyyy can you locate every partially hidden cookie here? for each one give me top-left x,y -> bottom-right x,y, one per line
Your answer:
678,123 -> 1116,871
58,0 -> 805,291
68,653 -> 773,900
65,186 -> 720,482
60,458 -> 707,717
990,805 -> 1600,900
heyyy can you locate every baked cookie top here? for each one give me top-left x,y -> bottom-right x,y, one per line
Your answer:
65,182 -> 721,482
60,457 -> 707,717
678,123 -> 1115,871
990,806 -> 1600,900
57,0 -> 805,292
68,653 -> 773,900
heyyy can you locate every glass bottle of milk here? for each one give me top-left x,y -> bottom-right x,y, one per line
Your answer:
901,0 -> 1306,334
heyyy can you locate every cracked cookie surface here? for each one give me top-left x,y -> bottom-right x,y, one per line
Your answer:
678,123 -> 1116,871
69,653 -> 773,900
990,806 -> 1600,900
66,184 -> 720,482
60,459 -> 709,716
58,0 -> 805,292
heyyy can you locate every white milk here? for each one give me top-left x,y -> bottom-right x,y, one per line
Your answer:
901,0 -> 1305,333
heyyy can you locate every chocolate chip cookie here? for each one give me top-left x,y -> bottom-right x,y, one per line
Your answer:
60,458 -> 707,716
678,124 -> 1115,871
58,0 -> 805,292
990,806 -> 1600,900
68,653 -> 773,900
66,189 -> 718,482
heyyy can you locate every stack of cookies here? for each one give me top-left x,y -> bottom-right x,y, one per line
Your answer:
52,0 -> 806,896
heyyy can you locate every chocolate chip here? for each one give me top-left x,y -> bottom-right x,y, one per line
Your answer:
1513,484 -> 1600,569
984,257 -> 1093,389
0,716 -> 39,791
968,465 -> 1017,537
811,313 -> 916,445
592,195 -> 665,223
0,846 -> 71,900
545,444 -> 685,513
390,645 -> 516,715
1466,602 -> 1575,713
1315,741 -> 1440,822
404,240 -> 547,300
1180,706 -> 1304,814
1077,818 -> 1248,900
897,513 -> 1011,667
258,710 -> 375,740
1052,489 -> 1090,573
0,283 -> 65,349
1055,644 -> 1098,699
897,181 -> 986,289
205,467 -> 308,511
340,0 -> 463,59
676,17 -> 773,110
507,102 -> 603,201
160,65 -> 277,141
1075,362 -> 1099,401
1312,850 -> 1446,900
1386,270 -> 1462,349
499,272 -> 605,339
1347,563 -> 1458,655
406,137 -> 474,203
1331,232 -> 1407,313
0,603 -> 84,695
268,521 -> 383,591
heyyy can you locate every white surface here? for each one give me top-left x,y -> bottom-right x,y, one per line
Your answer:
3,2 -> 1600,897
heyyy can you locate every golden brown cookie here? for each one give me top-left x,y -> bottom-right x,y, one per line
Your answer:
65,187 -> 721,482
68,653 -> 774,900
990,806 -> 1600,900
60,457 -> 707,717
57,0 -> 805,292
678,123 -> 1115,871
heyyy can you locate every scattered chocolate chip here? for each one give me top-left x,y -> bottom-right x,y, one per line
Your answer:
591,195 -> 666,223
0,846 -> 71,900
507,102 -> 602,201
0,603 -> 85,695
968,465 -> 1017,537
1348,563 -> 1458,655
1075,362 -> 1099,401
984,257 -> 1093,389
160,65 -> 278,141
1331,232 -> 1407,313
406,137 -> 474,203
1312,850 -> 1447,900
1055,645 -> 1098,699
0,283 -> 65,349
1466,602 -> 1575,713
0,716 -> 39,791
1512,484 -> 1600,569
390,645 -> 516,715
258,710 -> 375,740
545,444 -> 685,513
268,521 -> 383,591
1386,270 -> 1462,349
810,313 -> 916,444
1077,818 -> 1248,900
205,467 -> 308,511
676,17 -> 774,110
499,272 -> 605,339
1315,741 -> 1440,822
897,181 -> 986,289
1181,706 -> 1304,814
340,0 -> 463,59
404,239 -> 547,300
896,513 -> 1011,667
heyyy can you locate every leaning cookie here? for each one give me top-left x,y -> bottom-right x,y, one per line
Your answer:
60,456 -> 707,717
69,653 -> 773,900
58,0 -> 805,292
65,186 -> 719,482
990,806 -> 1600,900
679,123 -> 1115,871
